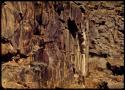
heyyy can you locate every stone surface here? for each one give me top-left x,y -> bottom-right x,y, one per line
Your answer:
1,1 -> 124,89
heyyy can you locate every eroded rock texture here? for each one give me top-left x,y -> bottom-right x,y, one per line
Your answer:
1,1 -> 124,89
1,1 -> 88,88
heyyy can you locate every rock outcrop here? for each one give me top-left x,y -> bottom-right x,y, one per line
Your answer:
1,1 -> 88,88
1,1 -> 124,89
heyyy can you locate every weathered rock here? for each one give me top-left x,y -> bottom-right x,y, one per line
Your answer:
1,43 -> 17,55
108,82 -> 124,89
1,1 -> 124,89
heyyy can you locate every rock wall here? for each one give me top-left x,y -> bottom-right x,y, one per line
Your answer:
1,1 -> 124,89
1,1 -> 88,88
87,1 -> 124,59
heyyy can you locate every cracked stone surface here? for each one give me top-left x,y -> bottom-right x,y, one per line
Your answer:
1,1 -> 124,89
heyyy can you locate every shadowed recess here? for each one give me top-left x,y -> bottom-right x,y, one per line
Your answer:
67,18 -> 79,38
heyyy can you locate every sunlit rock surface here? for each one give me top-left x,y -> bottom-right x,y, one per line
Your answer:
1,1 -> 124,89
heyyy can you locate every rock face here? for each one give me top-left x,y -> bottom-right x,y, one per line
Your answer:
1,1 -> 88,88
1,1 -> 124,89
88,1 -> 124,59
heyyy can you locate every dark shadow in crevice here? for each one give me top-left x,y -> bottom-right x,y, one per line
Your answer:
73,1 -> 82,5
79,6 -> 85,13
97,21 -> 105,25
33,26 -> 41,35
58,18 -> 65,23
54,2 -> 64,16
89,51 -> 109,58
106,62 -> 124,75
118,29 -> 124,34
1,53 -> 17,63
1,50 -> 28,63
1,36 -> 11,44
67,18 -> 79,38
36,14 -> 42,26
97,81 -> 109,89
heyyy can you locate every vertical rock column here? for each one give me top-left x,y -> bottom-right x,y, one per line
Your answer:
80,12 -> 89,77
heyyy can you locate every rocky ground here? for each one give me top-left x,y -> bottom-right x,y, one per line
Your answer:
85,1 -> 124,89
1,1 -> 124,89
